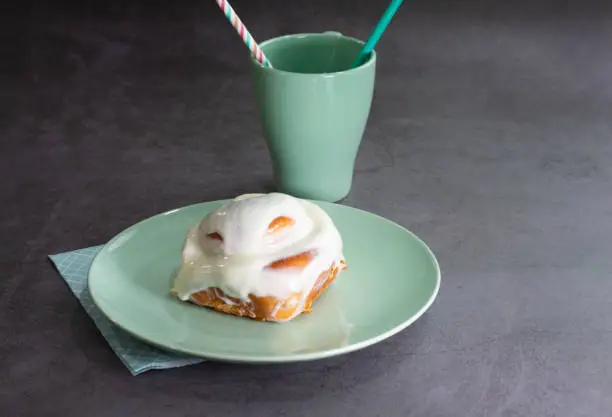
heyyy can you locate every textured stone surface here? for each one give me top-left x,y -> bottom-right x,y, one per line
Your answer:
2,0 -> 612,416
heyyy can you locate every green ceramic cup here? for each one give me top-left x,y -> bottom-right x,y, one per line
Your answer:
251,32 -> 376,202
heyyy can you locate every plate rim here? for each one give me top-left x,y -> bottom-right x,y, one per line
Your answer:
88,199 -> 441,363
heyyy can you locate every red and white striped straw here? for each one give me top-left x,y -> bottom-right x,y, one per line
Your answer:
215,0 -> 273,68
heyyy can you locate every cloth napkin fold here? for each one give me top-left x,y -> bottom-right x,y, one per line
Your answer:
49,246 -> 204,375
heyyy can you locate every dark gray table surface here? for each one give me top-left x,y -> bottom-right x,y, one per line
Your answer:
2,0 -> 612,415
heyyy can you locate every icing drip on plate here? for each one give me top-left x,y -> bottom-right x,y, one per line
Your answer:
171,193 -> 344,315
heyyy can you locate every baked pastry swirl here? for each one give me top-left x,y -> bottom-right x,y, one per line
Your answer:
171,193 -> 346,322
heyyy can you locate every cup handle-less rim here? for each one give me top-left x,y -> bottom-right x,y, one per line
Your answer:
250,32 -> 376,77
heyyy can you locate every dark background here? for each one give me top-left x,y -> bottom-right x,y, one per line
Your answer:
2,0 -> 612,416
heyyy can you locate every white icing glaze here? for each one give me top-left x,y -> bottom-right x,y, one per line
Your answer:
171,193 -> 344,319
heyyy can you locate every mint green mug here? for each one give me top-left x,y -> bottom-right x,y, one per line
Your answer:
251,32 -> 376,202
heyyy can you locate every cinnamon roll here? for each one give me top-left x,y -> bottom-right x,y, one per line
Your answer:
171,193 -> 346,322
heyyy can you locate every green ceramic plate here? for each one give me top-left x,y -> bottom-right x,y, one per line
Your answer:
89,200 -> 440,363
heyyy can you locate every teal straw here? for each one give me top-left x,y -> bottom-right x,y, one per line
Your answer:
351,0 -> 404,68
